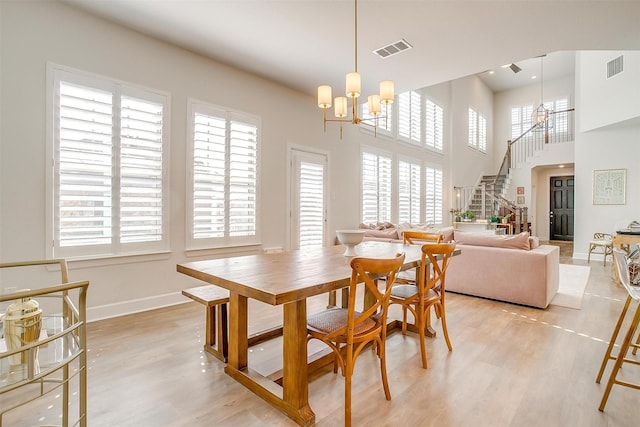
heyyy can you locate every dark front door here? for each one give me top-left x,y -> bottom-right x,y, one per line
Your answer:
550,176 -> 574,241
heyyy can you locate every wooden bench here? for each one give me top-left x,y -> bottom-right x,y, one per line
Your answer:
182,285 -> 229,362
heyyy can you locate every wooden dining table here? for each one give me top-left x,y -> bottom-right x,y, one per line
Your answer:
177,241 -> 425,426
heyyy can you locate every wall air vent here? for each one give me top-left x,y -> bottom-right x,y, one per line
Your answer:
607,55 -> 624,78
373,39 -> 413,59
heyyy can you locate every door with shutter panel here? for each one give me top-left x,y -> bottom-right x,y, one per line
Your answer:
289,149 -> 328,250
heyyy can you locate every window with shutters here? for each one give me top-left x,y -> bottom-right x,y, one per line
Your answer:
511,104 -> 534,140
425,166 -> 443,225
425,99 -> 444,151
398,159 -> 421,224
478,114 -> 487,152
544,97 -> 570,141
361,150 -> 392,224
187,100 -> 260,249
361,101 -> 393,135
468,107 -> 487,152
398,90 -> 421,144
48,65 -> 169,259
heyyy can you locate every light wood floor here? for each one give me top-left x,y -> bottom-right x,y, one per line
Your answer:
82,242 -> 640,426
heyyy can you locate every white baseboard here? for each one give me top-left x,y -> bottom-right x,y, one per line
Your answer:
87,291 -> 187,323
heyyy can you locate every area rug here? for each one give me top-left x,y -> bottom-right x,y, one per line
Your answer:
549,264 -> 591,309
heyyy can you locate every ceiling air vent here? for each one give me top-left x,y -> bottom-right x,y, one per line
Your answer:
373,39 -> 413,59
607,55 -> 624,78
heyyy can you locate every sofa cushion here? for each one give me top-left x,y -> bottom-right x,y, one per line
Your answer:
361,227 -> 400,240
454,230 -> 530,250
529,235 -> 540,249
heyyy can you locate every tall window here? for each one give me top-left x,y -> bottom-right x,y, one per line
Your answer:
425,166 -> 443,225
49,66 -> 169,259
545,97 -> 570,140
425,99 -> 444,151
511,104 -> 534,140
468,107 -> 487,152
398,160 -> 421,224
398,90 -> 421,144
187,101 -> 259,249
361,150 -> 392,224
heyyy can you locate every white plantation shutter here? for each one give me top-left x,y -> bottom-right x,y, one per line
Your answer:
398,160 -> 421,224
425,166 -> 443,225
468,107 -> 478,148
52,67 -> 168,258
511,105 -> 533,139
298,161 -> 324,248
478,113 -> 487,152
398,91 -> 421,144
58,82 -> 113,248
192,113 -> 226,239
361,151 -> 392,224
188,102 -> 260,248
469,107 -> 487,152
547,97 -> 569,137
120,95 -> 164,243
425,99 -> 443,151
229,120 -> 257,237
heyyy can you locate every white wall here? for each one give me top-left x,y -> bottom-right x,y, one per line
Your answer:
579,51 -> 640,132
574,52 -> 640,260
451,75 -> 495,189
0,1 -> 334,319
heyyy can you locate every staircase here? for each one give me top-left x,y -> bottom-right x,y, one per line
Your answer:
467,174 -> 508,219
454,108 -> 575,233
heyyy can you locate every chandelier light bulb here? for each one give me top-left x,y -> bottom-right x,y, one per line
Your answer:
380,80 -> 394,104
317,85 -> 332,108
334,97 -> 348,118
345,72 -> 361,98
368,95 -> 381,114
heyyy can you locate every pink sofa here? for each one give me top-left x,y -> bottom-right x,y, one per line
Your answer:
358,223 -> 560,308
446,230 -> 560,308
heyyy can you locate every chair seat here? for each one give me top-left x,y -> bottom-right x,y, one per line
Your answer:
391,284 -> 438,301
307,308 -> 376,336
590,239 -> 612,246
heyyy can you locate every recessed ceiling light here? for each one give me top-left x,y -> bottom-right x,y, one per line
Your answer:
532,75 -> 537,79
489,70 -> 495,75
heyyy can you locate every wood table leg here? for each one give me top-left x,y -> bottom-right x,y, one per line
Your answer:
282,300 -> 315,426
226,292 -> 248,370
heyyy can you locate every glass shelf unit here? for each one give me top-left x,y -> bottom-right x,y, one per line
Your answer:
0,260 -> 89,427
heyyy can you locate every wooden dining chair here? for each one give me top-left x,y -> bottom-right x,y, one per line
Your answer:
306,253 -> 405,427
396,231 -> 443,284
402,230 -> 443,245
389,242 -> 456,369
596,248 -> 640,411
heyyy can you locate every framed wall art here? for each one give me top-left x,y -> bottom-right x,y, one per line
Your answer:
593,168 -> 626,205
517,196 -> 525,205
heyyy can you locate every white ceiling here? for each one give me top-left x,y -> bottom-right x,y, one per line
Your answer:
63,0 -> 640,97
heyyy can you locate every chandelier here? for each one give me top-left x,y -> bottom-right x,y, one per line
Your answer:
317,0 -> 394,138
532,54 -> 552,131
